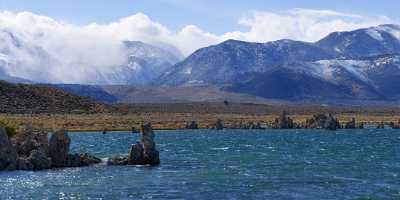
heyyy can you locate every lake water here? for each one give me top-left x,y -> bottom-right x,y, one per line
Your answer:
1,129 -> 399,199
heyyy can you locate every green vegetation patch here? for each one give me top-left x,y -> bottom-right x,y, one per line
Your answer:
0,118 -> 18,138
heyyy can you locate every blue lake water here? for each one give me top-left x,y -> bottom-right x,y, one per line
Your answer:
1,129 -> 399,199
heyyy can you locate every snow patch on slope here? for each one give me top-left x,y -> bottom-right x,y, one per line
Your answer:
377,25 -> 400,40
366,29 -> 383,41
307,59 -> 371,83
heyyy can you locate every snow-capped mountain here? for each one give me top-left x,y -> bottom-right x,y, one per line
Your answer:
155,39 -> 333,86
226,54 -> 400,100
99,41 -> 182,85
316,24 -> 400,58
0,28 -> 182,84
155,24 -> 400,101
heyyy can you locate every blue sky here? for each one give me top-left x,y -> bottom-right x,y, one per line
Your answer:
0,0 -> 399,34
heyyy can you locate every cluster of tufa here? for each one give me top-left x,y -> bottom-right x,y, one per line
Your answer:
0,126 -> 101,171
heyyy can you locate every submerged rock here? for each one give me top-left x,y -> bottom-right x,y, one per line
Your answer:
305,114 -> 341,130
108,123 -> 160,166
80,153 -> 102,166
107,156 -> 128,166
0,127 -> 17,171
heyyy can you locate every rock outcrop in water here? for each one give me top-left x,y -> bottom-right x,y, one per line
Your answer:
0,126 -> 101,171
213,119 -> 224,130
108,123 -> 160,166
48,130 -> 71,167
305,114 -> 341,130
0,127 -> 17,170
390,120 -> 400,129
185,121 -> 199,129
272,111 -> 295,129
344,118 -> 356,129
376,122 -> 385,129
230,121 -> 263,129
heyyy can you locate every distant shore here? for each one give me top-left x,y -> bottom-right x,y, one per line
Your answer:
1,102 -> 399,132
1,112 -> 399,132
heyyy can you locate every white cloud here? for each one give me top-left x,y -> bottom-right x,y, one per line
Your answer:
0,9 -> 396,84
222,9 -> 394,43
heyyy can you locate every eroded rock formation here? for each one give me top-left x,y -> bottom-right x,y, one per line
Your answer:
186,121 -> 199,129
0,127 -> 17,170
48,130 -> 71,167
391,120 -> 400,129
344,118 -> 356,129
214,119 -> 224,130
305,114 -> 341,130
108,123 -> 160,166
1,126 -> 101,171
272,111 -> 295,129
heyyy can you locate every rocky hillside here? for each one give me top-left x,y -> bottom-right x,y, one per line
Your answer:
0,80 -> 110,114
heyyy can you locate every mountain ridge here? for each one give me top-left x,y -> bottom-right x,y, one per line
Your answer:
154,24 -> 400,102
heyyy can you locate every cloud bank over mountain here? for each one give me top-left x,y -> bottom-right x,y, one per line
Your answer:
0,9 -> 396,83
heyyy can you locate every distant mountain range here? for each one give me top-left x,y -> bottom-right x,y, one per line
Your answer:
156,24 -> 400,102
1,24 -> 400,104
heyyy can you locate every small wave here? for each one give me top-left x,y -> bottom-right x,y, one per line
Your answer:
211,147 -> 230,151
333,176 -> 365,183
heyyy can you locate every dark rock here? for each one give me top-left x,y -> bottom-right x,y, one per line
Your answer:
48,130 -> 71,168
127,142 -> 146,164
128,124 -> 160,165
27,150 -> 52,171
11,126 -> 49,157
186,121 -> 199,129
305,113 -> 341,130
16,157 -> 33,171
80,153 -> 102,166
5,127 -> 100,171
0,127 -> 17,171
377,122 -> 385,129
131,127 -> 139,133
344,118 -> 357,129
214,119 -> 224,130
272,111 -> 294,129
63,153 -> 102,168
247,122 -> 263,129
65,154 -> 81,167
108,123 -> 160,166
391,120 -> 400,129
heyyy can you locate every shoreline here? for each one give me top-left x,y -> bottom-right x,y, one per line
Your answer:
2,113 -> 399,132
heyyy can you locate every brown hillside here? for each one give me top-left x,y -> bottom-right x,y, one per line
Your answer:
0,80 -> 110,114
